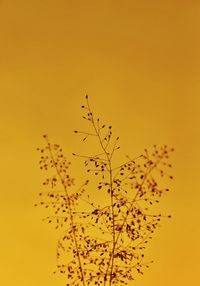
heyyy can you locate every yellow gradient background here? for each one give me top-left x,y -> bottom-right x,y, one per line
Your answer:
0,0 -> 199,285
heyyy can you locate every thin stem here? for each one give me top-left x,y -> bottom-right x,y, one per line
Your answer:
114,153 -> 165,255
85,97 -> 116,286
46,137 -> 86,286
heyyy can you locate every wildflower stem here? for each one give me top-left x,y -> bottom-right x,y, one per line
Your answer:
114,152 -> 165,254
45,137 -> 86,286
85,97 -> 116,286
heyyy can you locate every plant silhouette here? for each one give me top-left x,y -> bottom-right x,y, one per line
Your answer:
36,95 -> 174,286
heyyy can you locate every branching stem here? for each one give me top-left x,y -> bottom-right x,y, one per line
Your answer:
85,97 -> 116,286
45,137 -> 86,286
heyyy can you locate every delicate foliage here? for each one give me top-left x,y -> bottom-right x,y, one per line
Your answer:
36,96 -> 174,286
36,136 -> 89,286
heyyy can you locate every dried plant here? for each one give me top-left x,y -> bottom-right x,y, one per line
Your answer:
36,96 -> 174,286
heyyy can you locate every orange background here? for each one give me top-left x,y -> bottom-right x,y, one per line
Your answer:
0,0 -> 199,285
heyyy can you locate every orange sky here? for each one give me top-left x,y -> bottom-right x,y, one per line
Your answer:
0,0 -> 199,285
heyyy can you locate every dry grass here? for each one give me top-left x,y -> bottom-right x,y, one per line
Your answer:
35,95 -> 174,286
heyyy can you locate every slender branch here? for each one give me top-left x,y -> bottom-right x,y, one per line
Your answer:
114,152 -> 166,254
45,136 -> 86,286
85,96 -> 116,286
